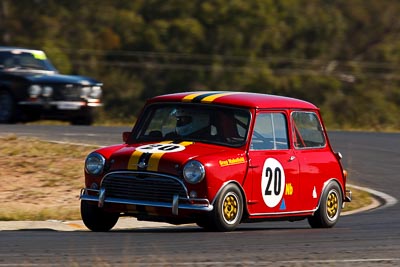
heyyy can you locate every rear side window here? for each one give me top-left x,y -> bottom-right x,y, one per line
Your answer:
292,111 -> 325,149
251,112 -> 289,150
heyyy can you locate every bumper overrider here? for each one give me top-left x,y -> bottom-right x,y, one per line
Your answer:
345,189 -> 352,202
79,171 -> 213,216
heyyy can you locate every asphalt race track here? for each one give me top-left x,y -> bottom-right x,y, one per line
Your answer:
0,125 -> 399,266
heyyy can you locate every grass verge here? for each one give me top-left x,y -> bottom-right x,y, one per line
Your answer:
342,185 -> 372,212
0,135 -> 96,221
0,135 -> 371,221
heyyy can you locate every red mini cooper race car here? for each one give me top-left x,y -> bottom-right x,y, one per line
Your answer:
80,91 -> 352,231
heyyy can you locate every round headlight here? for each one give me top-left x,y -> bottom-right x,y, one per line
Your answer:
42,86 -> 53,97
85,153 -> 106,175
183,160 -> 205,184
81,86 -> 91,97
89,86 -> 102,99
28,85 -> 42,97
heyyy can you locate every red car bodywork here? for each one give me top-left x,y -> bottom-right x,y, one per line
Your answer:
80,91 -> 351,231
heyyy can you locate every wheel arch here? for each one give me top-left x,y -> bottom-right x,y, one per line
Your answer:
0,86 -> 17,123
0,85 -> 13,96
0,85 -> 18,103
315,178 -> 344,212
211,180 -> 249,220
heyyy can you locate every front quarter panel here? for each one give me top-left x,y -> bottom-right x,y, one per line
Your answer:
84,144 -> 126,187
196,153 -> 249,203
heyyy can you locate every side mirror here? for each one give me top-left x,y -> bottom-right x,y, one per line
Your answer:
122,132 -> 131,143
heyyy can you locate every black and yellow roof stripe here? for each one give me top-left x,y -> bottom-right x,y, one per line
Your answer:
182,92 -> 238,103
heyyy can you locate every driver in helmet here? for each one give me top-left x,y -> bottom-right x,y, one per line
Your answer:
168,108 -> 211,138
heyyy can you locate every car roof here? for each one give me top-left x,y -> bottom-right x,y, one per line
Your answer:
0,46 -> 44,54
148,91 -> 318,110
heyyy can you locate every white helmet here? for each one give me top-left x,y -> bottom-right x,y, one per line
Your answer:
174,108 -> 210,136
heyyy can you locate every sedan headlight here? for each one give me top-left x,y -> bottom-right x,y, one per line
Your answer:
80,86 -> 91,97
89,86 -> 102,99
85,152 -> 106,175
183,160 -> 205,184
28,85 -> 42,97
42,86 -> 53,97
81,86 -> 102,99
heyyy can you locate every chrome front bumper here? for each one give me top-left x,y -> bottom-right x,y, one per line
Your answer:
342,189 -> 352,208
80,188 -> 213,216
19,100 -> 102,109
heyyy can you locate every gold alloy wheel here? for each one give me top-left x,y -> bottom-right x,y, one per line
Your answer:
223,193 -> 239,223
326,190 -> 339,220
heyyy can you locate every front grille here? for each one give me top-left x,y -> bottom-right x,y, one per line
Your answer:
101,172 -> 188,203
52,84 -> 82,101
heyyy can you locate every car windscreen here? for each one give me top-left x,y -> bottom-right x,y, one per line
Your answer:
132,103 -> 251,147
0,51 -> 57,71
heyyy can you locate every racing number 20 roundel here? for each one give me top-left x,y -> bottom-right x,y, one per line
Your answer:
261,158 -> 286,208
136,143 -> 186,153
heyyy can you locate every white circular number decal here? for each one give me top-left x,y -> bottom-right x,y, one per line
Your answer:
261,158 -> 285,208
136,143 -> 186,153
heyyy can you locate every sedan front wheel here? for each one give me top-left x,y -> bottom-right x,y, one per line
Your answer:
0,90 -> 15,123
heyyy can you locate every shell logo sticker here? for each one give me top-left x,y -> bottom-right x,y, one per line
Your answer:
261,158 -> 286,208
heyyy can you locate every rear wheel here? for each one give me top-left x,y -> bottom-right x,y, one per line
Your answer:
0,90 -> 15,123
308,181 -> 342,228
81,200 -> 119,232
208,184 -> 243,232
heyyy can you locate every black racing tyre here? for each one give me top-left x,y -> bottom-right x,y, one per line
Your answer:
209,183 -> 243,232
195,216 -> 214,230
308,181 -> 342,228
0,90 -> 15,123
80,200 -> 119,232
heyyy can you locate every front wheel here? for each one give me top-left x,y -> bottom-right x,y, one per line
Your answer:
308,181 -> 342,228
0,90 -> 15,123
81,200 -> 119,232
208,184 -> 243,232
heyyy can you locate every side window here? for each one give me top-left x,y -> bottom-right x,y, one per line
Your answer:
251,113 -> 289,150
234,112 -> 249,139
292,111 -> 326,149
